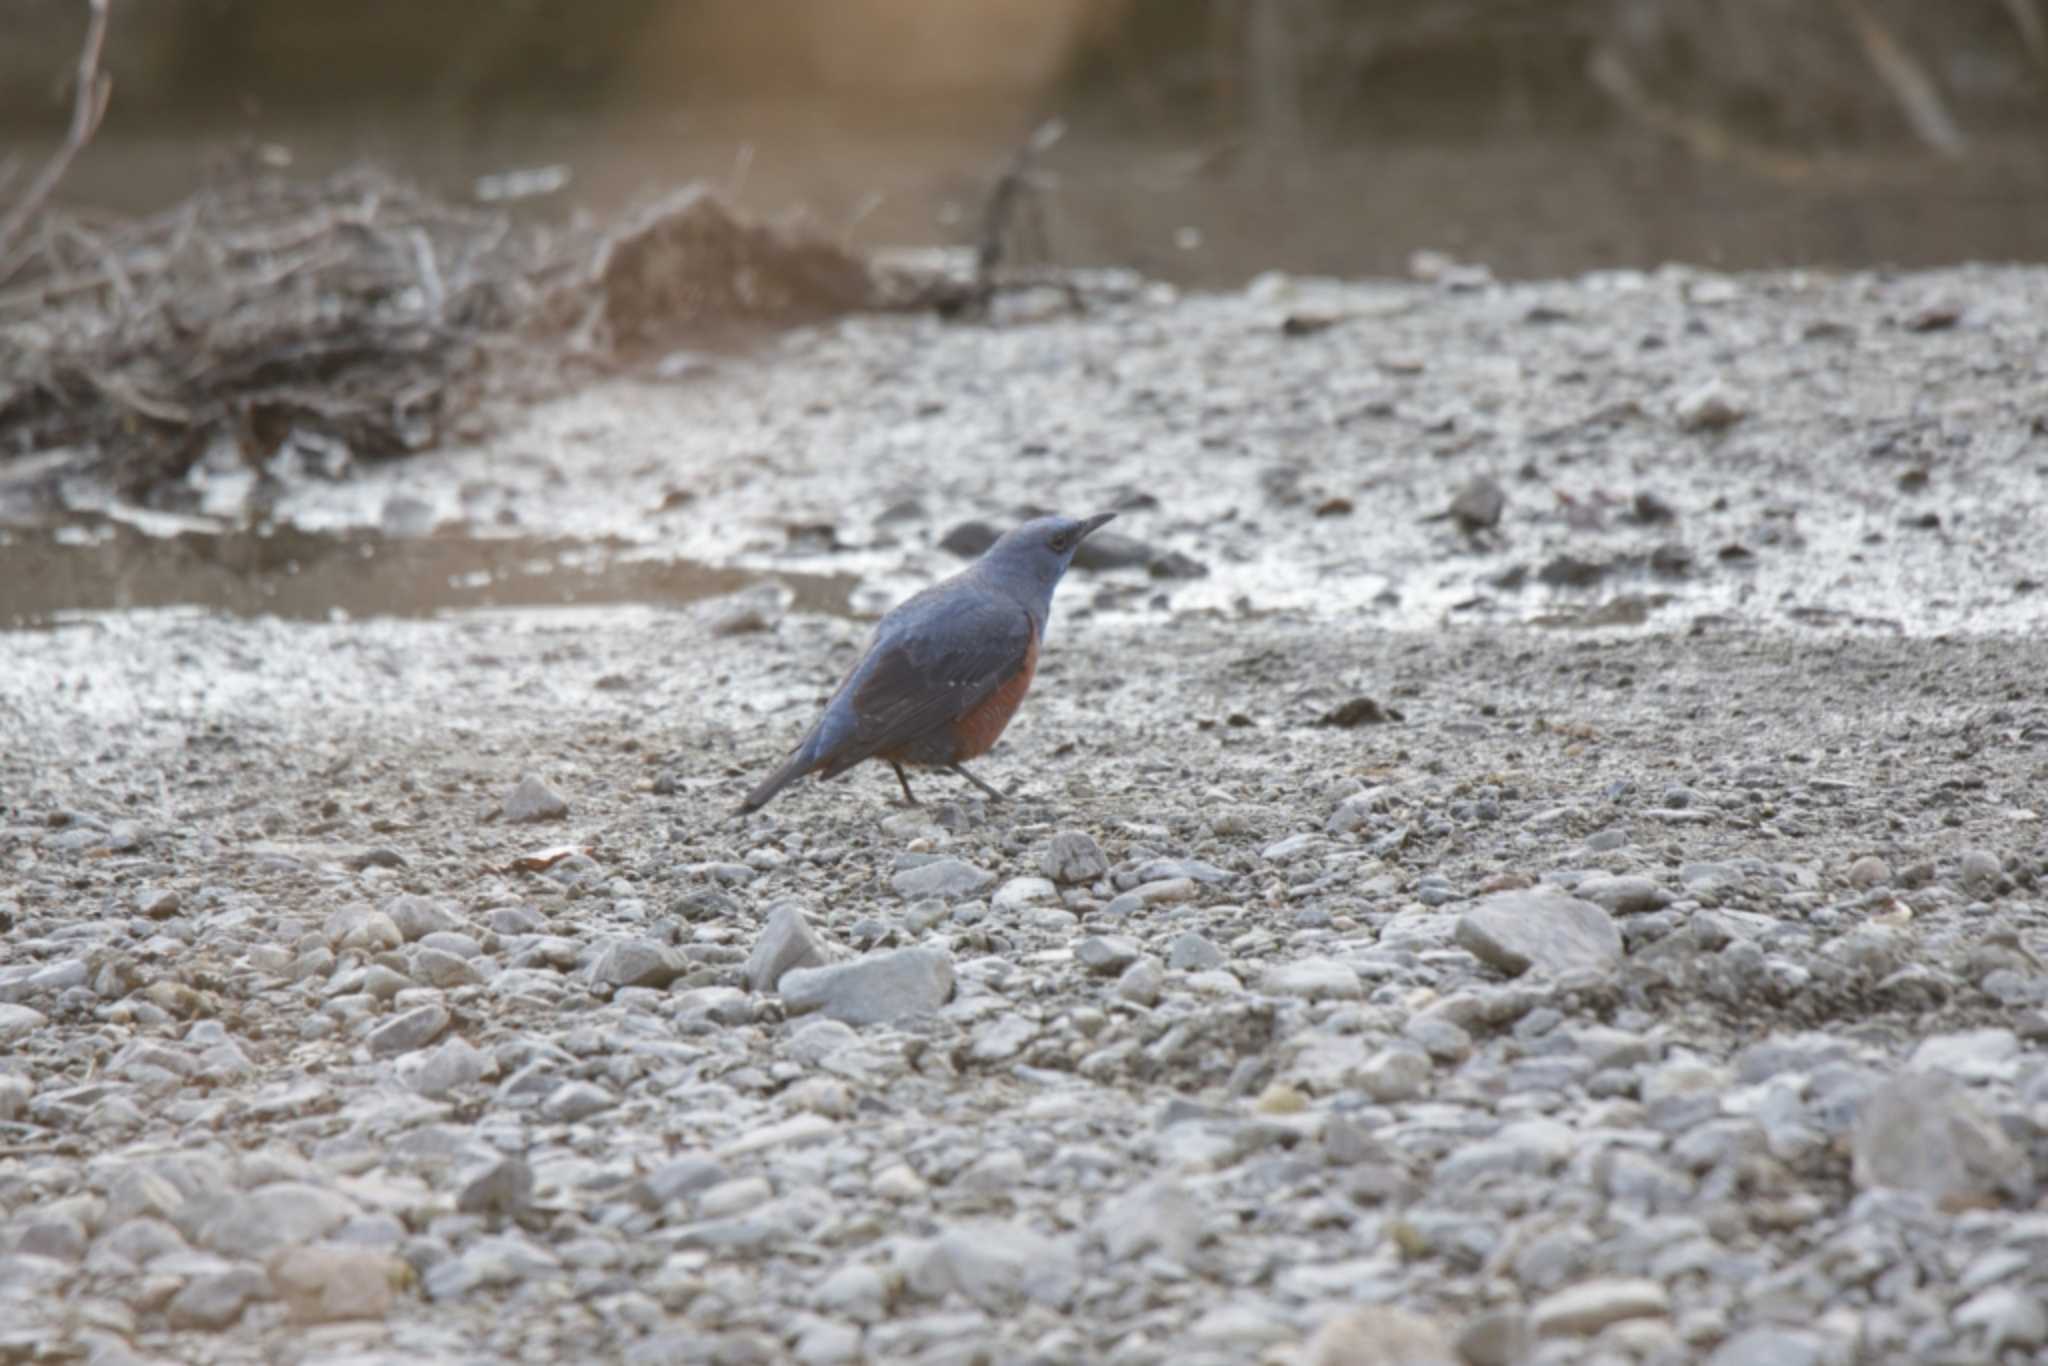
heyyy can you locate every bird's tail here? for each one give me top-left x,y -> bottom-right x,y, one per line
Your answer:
738,750 -> 816,813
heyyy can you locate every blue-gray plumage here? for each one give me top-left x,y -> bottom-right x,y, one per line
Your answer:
739,511 -> 1116,811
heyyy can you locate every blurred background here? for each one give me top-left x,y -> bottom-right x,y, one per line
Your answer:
4,0 -> 2047,286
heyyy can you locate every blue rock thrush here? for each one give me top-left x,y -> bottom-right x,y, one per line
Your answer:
739,511 -> 1116,812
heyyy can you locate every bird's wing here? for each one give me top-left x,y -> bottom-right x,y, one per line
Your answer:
815,593 -> 1037,776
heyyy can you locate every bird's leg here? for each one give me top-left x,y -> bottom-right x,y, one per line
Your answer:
951,763 -> 1007,802
889,762 -> 920,806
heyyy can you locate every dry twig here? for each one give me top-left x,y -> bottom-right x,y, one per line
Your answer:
0,0 -> 113,265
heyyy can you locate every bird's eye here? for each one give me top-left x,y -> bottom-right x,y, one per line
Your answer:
1049,533 -> 1072,552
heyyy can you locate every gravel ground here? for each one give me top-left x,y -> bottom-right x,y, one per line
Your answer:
2,262 -> 2047,1366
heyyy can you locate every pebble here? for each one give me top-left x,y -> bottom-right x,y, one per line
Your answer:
166,1265 -> 267,1330
889,858 -> 995,900
367,1004 -> 450,1057
501,774 -> 570,822
1846,855 -> 1891,889
1850,1071 -> 2029,1204
542,1080 -> 617,1122
991,876 -> 1057,909
1303,1306 -> 1459,1366
1259,958 -> 1364,1000
398,1036 -> 494,1097
268,1245 -> 400,1323
1673,376 -> 1746,431
1455,890 -> 1622,978
1075,936 -> 1142,975
779,947 -> 955,1025
1041,831 -> 1109,885
1531,1277 -> 1671,1336
907,1223 -> 1079,1311
1168,932 -> 1225,971
1115,956 -> 1164,1006
744,904 -> 830,992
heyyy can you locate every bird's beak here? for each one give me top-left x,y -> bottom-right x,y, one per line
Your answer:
1078,512 -> 1117,540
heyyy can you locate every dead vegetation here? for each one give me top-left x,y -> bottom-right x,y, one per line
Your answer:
0,166 -> 913,507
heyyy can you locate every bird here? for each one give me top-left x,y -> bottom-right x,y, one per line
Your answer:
738,511 -> 1116,812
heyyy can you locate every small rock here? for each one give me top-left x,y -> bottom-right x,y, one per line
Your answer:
167,1265 -> 268,1330
907,1222 -> 1079,1311
889,858 -> 994,900
1456,890 -> 1621,978
1531,1278 -> 1671,1337
1303,1305 -> 1459,1366
367,1004 -> 449,1058
1115,957 -> 1164,1006
1041,832 -> 1109,885
1075,936 -> 1141,976
991,876 -> 1057,910
1851,1070 -> 2031,1206
591,937 -> 686,991
1956,848 -> 2003,896
1572,874 -> 1670,915
386,895 -> 461,941
1673,377 -> 1746,432
137,888 -> 181,919
1094,1180 -> 1206,1262
1259,958 -> 1363,1000
1168,933 -> 1224,972
542,1081 -> 617,1123
1954,1284 -> 2048,1354
502,775 -> 569,823
457,1157 -> 534,1216
268,1245 -> 400,1323
779,947 -> 955,1025
1845,855 -> 1891,889
1357,1045 -> 1432,1103
191,1183 -> 358,1259
1445,475 -> 1506,534
397,1036 -> 494,1098
706,581 -> 790,636
1457,1310 -> 1534,1366
745,904 -> 831,993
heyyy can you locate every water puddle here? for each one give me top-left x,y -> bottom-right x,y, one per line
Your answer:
0,518 -> 858,630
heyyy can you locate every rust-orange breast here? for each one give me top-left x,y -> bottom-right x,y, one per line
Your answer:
948,629 -> 1039,760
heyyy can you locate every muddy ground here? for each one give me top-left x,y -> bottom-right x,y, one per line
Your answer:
1,262 -> 2046,1365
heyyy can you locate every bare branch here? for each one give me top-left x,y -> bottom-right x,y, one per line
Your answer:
0,0 -> 113,263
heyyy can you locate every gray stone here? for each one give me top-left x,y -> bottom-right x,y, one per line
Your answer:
385,895 -> 462,941
397,1036 -> 494,1098
812,1262 -> 889,1323
324,904 -> 403,952
890,858 -> 995,900
1075,936 -> 1141,975
367,1004 -> 449,1057
635,1157 -> 727,1209
745,904 -> 830,993
1573,874 -> 1671,914
0,1003 -> 56,1046
968,1014 -> 1038,1063
1456,890 -> 1622,978
1956,848 -> 2003,895
906,1222 -> 1079,1311
1851,1071 -> 2031,1205
542,1081 -> 617,1122
1846,855 -> 1891,889
780,947 -> 955,1025
1457,1310 -> 1534,1366
457,1158 -> 534,1216
1910,1028 -> 2020,1082
1673,376 -> 1746,431
591,937 -> 686,991
1259,958 -> 1363,1000
1530,1277 -> 1670,1337
1041,831 -> 1109,885
1093,1180 -> 1206,1263
1357,1045 -> 1433,1103
1302,1306 -> 1459,1366
166,1265 -> 268,1329
267,1244 -> 400,1323
411,946 -> 482,988
136,887 -> 181,919
1706,1328 -> 1832,1366
1115,956 -> 1164,1006
188,1184 -> 357,1259
502,774 -> 569,823
1167,932 -> 1225,972
1954,1284 -> 2048,1354
991,876 -> 1057,909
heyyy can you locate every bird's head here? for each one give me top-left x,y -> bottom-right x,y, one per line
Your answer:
978,511 -> 1117,598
